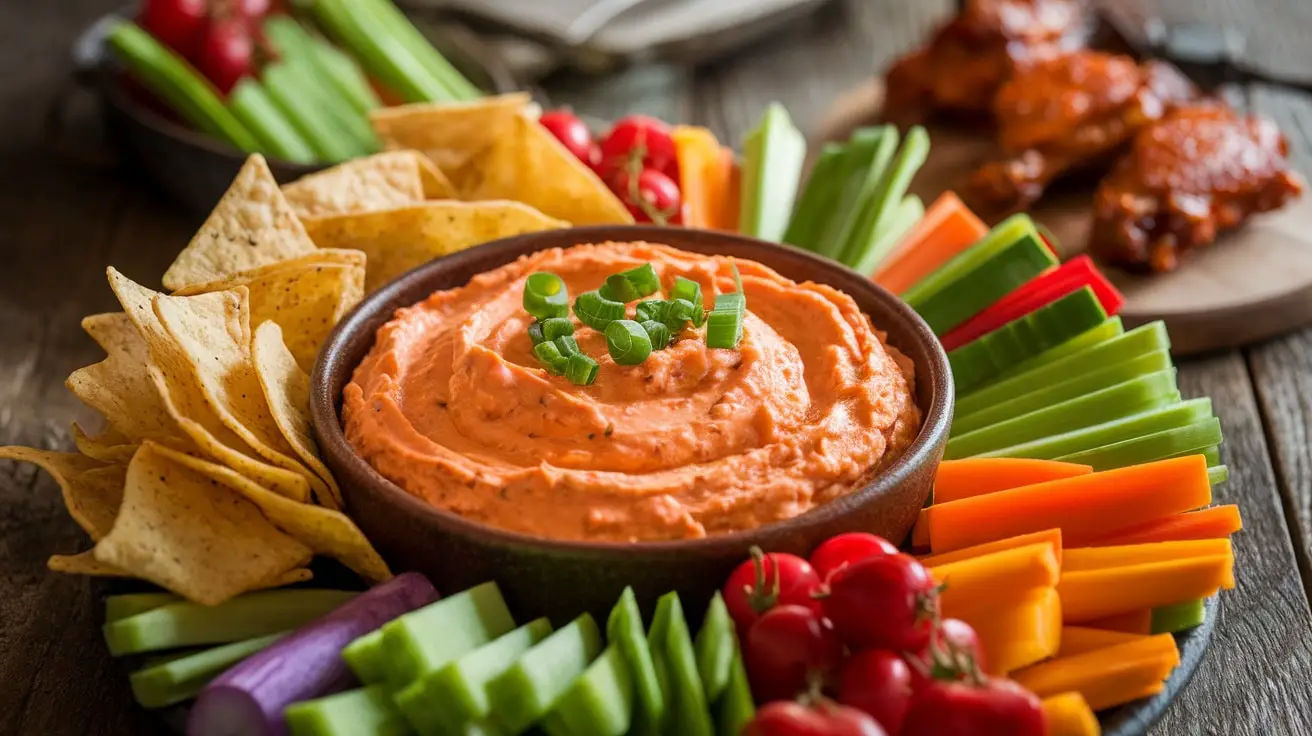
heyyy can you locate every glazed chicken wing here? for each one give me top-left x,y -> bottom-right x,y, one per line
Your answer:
966,51 -> 1196,214
1090,104 -> 1305,272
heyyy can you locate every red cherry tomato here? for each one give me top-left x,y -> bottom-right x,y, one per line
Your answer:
745,701 -> 888,736
235,0 -> 272,18
837,650 -> 914,734
743,604 -> 844,703
906,617 -> 985,691
611,167 -> 682,224
723,548 -> 822,632
539,110 -> 597,166
901,676 -> 1046,736
599,115 -> 678,178
809,533 -> 899,582
820,553 -> 939,652
139,0 -> 207,57
194,16 -> 255,94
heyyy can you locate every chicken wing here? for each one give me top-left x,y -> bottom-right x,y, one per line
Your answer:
965,52 -> 1196,214
1090,104 -> 1305,272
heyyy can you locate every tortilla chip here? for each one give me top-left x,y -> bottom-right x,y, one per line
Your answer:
149,443 -> 391,583
162,154 -> 317,291
252,322 -> 342,509
71,422 -> 140,463
93,443 -> 312,605
48,550 -> 130,576
173,251 -> 366,372
0,447 -> 123,540
370,93 -> 530,177
66,313 -> 183,447
304,201 -> 567,293
458,112 -> 633,226
282,151 -> 456,220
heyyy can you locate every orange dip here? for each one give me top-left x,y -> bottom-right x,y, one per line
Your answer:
343,242 -> 922,542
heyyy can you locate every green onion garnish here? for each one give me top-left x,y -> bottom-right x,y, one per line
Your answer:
555,335 -> 581,357
670,277 -> 702,308
635,299 -> 669,323
524,272 -> 569,320
667,298 -> 695,325
706,308 -> 744,349
541,317 -> 574,341
620,264 -> 660,297
641,320 -> 671,350
566,354 -> 599,386
713,292 -> 745,313
528,321 -> 545,345
600,273 -> 640,303
605,319 -> 653,365
533,340 -> 569,374
574,290 -> 626,331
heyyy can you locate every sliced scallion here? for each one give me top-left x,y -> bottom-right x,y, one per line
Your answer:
527,321 -> 545,346
533,341 -> 568,375
600,273 -> 640,303
670,277 -> 702,308
666,298 -> 695,327
566,354 -> 599,386
555,335 -> 581,357
706,309 -> 744,349
541,317 -> 574,341
606,320 -> 653,365
635,299 -> 670,323
621,264 -> 660,297
641,320 -> 672,350
574,290 -> 626,331
524,272 -> 569,320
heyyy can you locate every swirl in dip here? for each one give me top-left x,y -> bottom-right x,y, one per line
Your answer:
343,242 -> 922,542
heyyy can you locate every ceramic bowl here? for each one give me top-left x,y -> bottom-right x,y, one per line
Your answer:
309,225 -> 953,623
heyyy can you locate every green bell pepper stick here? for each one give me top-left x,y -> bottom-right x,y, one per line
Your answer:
228,78 -> 318,164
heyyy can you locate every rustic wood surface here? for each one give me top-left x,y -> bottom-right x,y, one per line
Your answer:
2,0 -> 1312,734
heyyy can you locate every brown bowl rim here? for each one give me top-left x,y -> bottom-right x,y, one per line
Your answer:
310,225 -> 953,556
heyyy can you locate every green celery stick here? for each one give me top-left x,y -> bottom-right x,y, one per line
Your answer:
381,581 -> 515,686
608,587 -> 666,736
106,592 -> 180,622
952,349 -> 1173,436
906,215 -> 1058,335
840,126 -> 930,270
1204,445 -> 1222,466
103,590 -> 355,656
263,17 -> 378,153
130,632 -> 285,708
955,319 -> 1158,418
285,684 -> 414,736
106,21 -> 259,152
694,593 -> 736,704
229,78 -> 318,164
814,127 -> 897,261
853,194 -> 924,275
343,630 -> 387,684
487,614 -> 603,735
263,62 -> 359,162
649,592 -> 713,736
1151,599 -> 1206,634
715,643 -> 754,736
738,103 -> 807,242
312,0 -> 452,103
947,369 -> 1181,459
979,398 -> 1212,461
541,645 -> 635,736
1055,417 -> 1223,470
994,316 -> 1129,383
362,0 -> 482,100
314,36 -> 384,114
948,287 -> 1110,393
1209,465 -> 1230,485
782,144 -> 847,250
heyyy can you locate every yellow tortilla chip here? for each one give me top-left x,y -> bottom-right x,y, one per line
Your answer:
252,322 -> 342,510
93,443 -> 312,605
162,154 -> 317,291
370,93 -> 531,179
48,551 -> 130,576
304,201 -> 567,293
282,151 -> 456,220
72,422 -> 139,463
66,313 -> 183,447
150,443 -> 391,584
0,447 -> 123,540
459,112 -> 634,226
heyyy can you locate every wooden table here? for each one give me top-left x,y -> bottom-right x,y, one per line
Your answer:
2,1 -> 1311,733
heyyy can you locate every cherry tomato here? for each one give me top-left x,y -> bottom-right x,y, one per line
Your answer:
809,533 -> 898,582
723,548 -> 822,632
599,115 -> 678,178
820,553 -> 939,652
743,604 -> 844,703
194,16 -> 256,94
539,110 -> 597,166
612,167 -> 682,224
901,676 -> 1045,736
905,618 -> 986,691
837,650 -> 914,734
235,0 -> 272,18
745,700 -> 887,736
139,0 -> 207,57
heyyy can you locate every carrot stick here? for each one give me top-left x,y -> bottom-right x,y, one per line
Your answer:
1082,609 -> 1153,635
926,456 -> 1212,553
934,458 -> 1093,504
930,543 -> 1061,617
921,529 -> 1063,569
672,126 -> 719,229
873,191 -> 988,294
1013,634 -> 1180,710
911,509 -> 931,549
967,587 -> 1062,674
1064,539 -> 1234,589
1041,692 -> 1101,736
714,147 -> 740,232
1058,555 -> 1232,623
1058,626 -> 1146,657
1084,505 -> 1243,546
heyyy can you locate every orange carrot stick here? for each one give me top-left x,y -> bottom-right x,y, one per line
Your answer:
966,587 -> 1062,674
1082,609 -> 1153,635
672,126 -> 719,229
911,509 -> 931,549
921,529 -> 1063,569
1084,505 -> 1243,547
930,543 -> 1061,617
1058,626 -> 1147,657
874,192 -> 988,294
933,458 -> 1093,504
714,147 -> 739,232
1058,555 -> 1232,623
1064,539 -> 1234,588
1041,692 -> 1101,736
926,456 -> 1212,553
1013,634 -> 1180,710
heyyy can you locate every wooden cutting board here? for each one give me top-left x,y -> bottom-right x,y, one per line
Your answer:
812,79 -> 1312,356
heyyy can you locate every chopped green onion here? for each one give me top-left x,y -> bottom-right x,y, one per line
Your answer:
524,272 -> 569,320
574,290 -> 626,331
667,298 -> 695,325
731,262 -> 744,293
706,309 -> 745,349
605,320 -> 653,365
691,305 -> 707,328
713,292 -> 745,314
555,335 -> 581,357
600,273 -> 641,303
541,317 -> 575,341
641,320 -> 672,350
621,264 -> 660,297
533,341 -> 568,375
527,321 -> 545,346
566,354 -> 599,386
635,299 -> 670,323
670,277 -> 702,308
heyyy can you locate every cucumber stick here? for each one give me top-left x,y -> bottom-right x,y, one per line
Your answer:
264,63 -> 359,162
1204,445 -> 1221,466
1151,599 -> 1206,634
105,21 -> 259,152
228,78 -> 318,164
1209,465 -> 1229,485
739,103 -> 806,242
980,398 -> 1213,461
948,287 -> 1109,393
363,0 -> 481,100
312,0 -> 453,103
815,127 -> 897,261
946,369 -> 1181,459
1056,417 -> 1223,470
841,126 -> 930,271
783,144 -> 847,250
997,316 -> 1128,381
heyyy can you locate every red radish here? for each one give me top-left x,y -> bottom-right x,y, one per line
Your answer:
837,650 -> 914,734
599,115 -> 678,178
194,15 -> 256,94
613,167 -> 682,224
820,553 -> 939,652
743,604 -> 844,703
539,110 -> 597,166
139,0 -> 207,57
722,547 -> 822,632
900,676 -> 1046,736
744,701 -> 887,736
907,618 -> 986,691
809,533 -> 898,581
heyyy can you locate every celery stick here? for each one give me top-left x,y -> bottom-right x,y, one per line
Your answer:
130,632 -> 284,708
1055,417 -> 1223,470
103,590 -> 356,656
285,684 -> 412,736
263,17 -> 378,154
343,630 -> 388,684
487,614 -> 603,734
1209,465 -> 1230,485
312,0 -> 452,103
904,214 -> 1033,305
381,581 -> 515,686
952,349 -> 1173,436
948,287 -> 1109,392
853,194 -> 924,276
997,316 -> 1129,381
363,0 -> 482,100
541,645 -> 635,736
1204,445 -> 1221,466
739,103 -> 806,242
979,398 -> 1212,461
814,127 -> 897,261
106,592 -> 181,622
840,126 -> 930,270
782,144 -> 847,250
264,62 -> 359,162
229,78 -> 318,164
946,369 -> 1181,459
1150,599 -> 1206,634
314,37 -> 383,115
